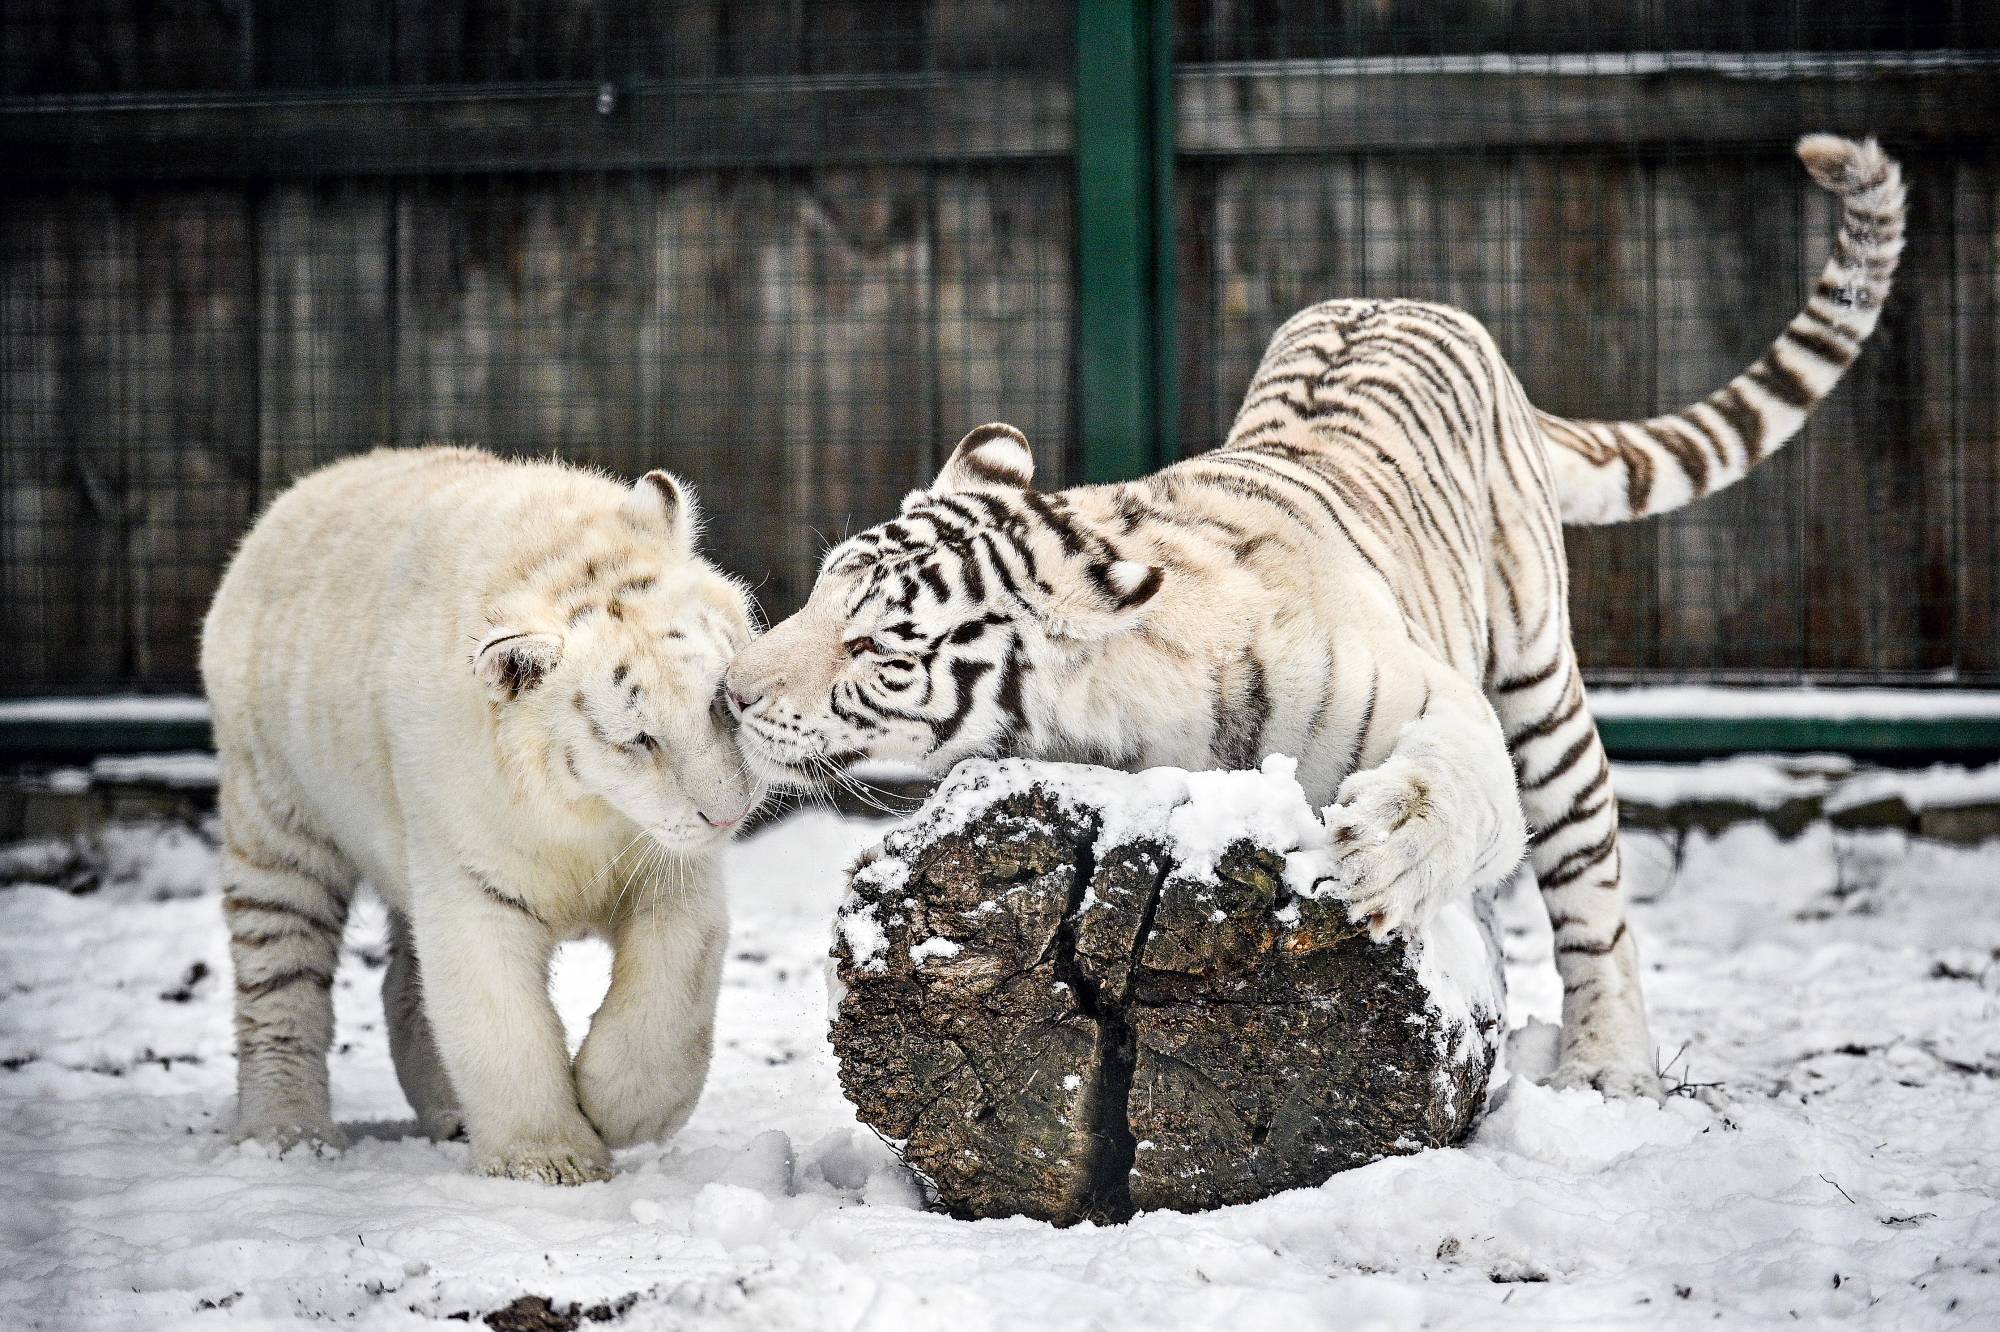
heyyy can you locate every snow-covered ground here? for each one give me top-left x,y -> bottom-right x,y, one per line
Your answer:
2,785 -> 1997,1329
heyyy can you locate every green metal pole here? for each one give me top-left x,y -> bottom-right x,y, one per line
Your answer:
1074,0 -> 1165,483
1148,0 -> 1177,464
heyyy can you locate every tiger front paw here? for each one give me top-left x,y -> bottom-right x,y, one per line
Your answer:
1324,759 -> 1472,940
232,1115 -> 349,1156
475,1127 -> 612,1185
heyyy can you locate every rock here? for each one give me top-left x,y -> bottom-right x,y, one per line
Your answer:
829,758 -> 1503,1224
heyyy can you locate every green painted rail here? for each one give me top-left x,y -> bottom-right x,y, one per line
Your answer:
1,712 -> 1998,764
1595,715 -> 2000,760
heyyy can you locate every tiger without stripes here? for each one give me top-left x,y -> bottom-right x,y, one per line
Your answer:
724,135 -> 1904,1096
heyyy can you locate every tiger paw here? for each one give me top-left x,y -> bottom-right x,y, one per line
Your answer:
1323,759 -> 1470,940
1547,1059 -> 1667,1103
233,1116 -> 349,1156
475,1129 -> 613,1186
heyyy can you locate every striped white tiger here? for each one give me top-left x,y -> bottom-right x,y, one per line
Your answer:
723,135 -> 1904,1098
202,446 -> 756,1182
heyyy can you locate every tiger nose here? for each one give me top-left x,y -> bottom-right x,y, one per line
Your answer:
720,671 -> 775,714
700,809 -> 741,830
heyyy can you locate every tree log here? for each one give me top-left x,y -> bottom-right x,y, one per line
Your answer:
830,760 -> 1503,1224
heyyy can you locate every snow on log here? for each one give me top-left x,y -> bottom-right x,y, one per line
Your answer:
829,757 -> 1505,1224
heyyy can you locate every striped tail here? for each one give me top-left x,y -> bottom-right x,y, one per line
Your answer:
1542,134 -> 1906,526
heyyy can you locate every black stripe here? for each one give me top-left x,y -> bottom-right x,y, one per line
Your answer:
1528,760 -> 1612,847
1494,656 -> 1563,694
223,892 -> 343,936
975,533 -> 1028,608
829,687 -> 889,735
992,638 -> 1030,742
930,657 -> 997,747
1522,729 -> 1595,791
1509,688 -> 1585,748
1782,323 -> 1858,370
1211,651 -> 1271,770
1539,828 -> 1619,889
1022,491 -> 1088,557
958,547 -> 987,601
1641,421 -> 1711,498
230,927 -> 326,949
1815,276 -> 1860,309
1708,384 -> 1766,458
236,967 -> 334,999
1556,921 -> 1628,957
1747,355 -> 1815,410
463,866 -> 547,926
1346,668 -> 1379,775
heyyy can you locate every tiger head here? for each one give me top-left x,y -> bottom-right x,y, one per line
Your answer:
722,424 -> 1165,785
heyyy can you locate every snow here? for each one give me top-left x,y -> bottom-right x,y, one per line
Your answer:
89,752 -> 222,790
1608,755 -> 2000,815
833,899 -> 889,974
907,937 -> 962,965
1828,764 -> 2000,814
0,695 -> 209,723
3,793 -> 1998,1328
1610,753 -> 1853,808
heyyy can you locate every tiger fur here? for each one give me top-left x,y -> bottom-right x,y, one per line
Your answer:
202,446 -> 755,1182
723,135 -> 1904,1097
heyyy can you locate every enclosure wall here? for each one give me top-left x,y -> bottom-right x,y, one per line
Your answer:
1174,4 -> 2000,684
2,2 -> 1997,696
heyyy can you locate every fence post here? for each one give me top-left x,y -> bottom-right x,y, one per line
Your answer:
1074,0 -> 1175,483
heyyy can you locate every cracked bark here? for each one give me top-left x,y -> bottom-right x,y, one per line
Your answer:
832,783 -> 1498,1224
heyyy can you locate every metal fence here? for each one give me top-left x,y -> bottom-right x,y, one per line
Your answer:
1171,6 -> 2000,686
1,2 -> 1996,702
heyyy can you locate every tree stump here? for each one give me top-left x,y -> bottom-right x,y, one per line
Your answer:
829,759 -> 1504,1224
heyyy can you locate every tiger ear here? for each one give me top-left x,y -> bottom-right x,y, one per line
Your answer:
622,469 -> 700,556
933,423 -> 1034,494
1040,559 -> 1164,641
475,629 -> 563,702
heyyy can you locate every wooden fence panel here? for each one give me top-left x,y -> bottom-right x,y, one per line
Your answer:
1518,155 -> 1657,676
258,183 -> 398,494
1949,160 -> 2000,676
0,189 -> 256,691
1176,138 -> 1997,681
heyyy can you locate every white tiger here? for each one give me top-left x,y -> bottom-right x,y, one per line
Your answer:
723,135 -> 1904,1098
201,446 -> 756,1182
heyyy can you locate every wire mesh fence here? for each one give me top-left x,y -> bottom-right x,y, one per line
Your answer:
1173,4 -> 2000,684
1,2 -> 1997,699
0,2 -> 1076,695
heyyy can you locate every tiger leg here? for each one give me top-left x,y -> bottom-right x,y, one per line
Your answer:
219,767 -> 356,1150
407,850 -> 610,1184
383,909 -> 465,1141
1494,652 -> 1662,1099
1325,645 -> 1529,937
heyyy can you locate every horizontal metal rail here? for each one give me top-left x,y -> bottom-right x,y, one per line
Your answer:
0,71 -> 1074,180
1,712 -> 1997,763
1178,50 -> 2000,154
6,51 -> 1996,182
